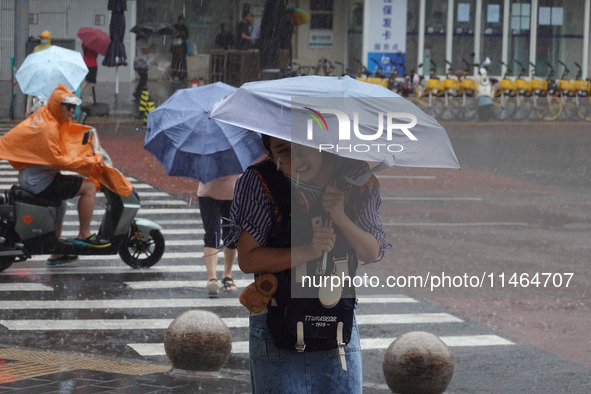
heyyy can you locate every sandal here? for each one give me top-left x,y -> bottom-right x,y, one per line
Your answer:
206,278 -> 220,298
222,277 -> 237,292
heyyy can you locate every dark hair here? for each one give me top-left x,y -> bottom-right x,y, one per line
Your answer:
261,134 -> 272,156
242,10 -> 251,19
178,14 -> 185,20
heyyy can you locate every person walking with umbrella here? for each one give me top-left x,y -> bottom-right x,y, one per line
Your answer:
26,30 -> 53,116
78,27 -> 110,104
170,15 -> 189,81
133,33 -> 155,101
80,43 -> 98,103
226,135 -> 387,391
198,176 -> 239,297
143,83 -> 265,298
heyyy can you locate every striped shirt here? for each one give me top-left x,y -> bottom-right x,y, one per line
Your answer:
227,160 -> 388,261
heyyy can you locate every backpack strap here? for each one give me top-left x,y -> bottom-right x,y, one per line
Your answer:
248,159 -> 291,247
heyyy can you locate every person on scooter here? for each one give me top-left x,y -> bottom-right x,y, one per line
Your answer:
0,84 -> 111,266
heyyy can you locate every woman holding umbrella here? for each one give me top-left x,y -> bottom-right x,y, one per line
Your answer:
80,44 -> 98,103
227,135 -> 387,392
170,15 -> 189,81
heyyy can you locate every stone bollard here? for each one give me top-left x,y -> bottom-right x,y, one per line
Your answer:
383,331 -> 454,394
164,310 -> 232,372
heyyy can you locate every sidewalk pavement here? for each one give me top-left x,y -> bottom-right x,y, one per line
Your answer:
0,346 -> 252,392
0,79 -> 191,124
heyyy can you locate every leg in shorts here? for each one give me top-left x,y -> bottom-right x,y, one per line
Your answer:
85,67 -> 98,84
198,197 -> 233,249
35,174 -> 83,222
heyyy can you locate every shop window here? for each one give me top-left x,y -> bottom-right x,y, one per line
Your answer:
511,2 -> 530,34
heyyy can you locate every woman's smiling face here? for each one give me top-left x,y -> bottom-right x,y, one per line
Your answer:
268,137 -> 323,183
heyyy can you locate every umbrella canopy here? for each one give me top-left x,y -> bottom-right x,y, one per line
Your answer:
77,27 -> 111,56
210,75 -> 459,171
102,0 -> 127,67
130,22 -> 175,37
144,82 -> 266,183
15,46 -> 88,99
286,7 -> 310,26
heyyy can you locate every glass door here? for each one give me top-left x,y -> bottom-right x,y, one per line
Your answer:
536,0 -> 585,79
508,0 -> 531,76
453,0 -> 476,72
423,0 -> 448,75
480,0 -> 504,76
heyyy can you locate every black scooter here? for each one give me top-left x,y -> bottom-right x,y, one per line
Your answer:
0,127 -> 165,272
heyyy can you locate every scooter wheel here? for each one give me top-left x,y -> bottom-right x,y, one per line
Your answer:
119,229 -> 165,269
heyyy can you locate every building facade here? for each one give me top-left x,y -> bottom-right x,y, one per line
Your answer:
1,0 -> 590,83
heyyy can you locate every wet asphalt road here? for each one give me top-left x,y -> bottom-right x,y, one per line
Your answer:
0,120 -> 590,392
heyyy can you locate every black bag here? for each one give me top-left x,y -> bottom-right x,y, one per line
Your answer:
250,160 -> 358,353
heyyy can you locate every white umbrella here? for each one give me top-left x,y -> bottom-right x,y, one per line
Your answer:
15,46 -> 88,99
210,75 -> 460,172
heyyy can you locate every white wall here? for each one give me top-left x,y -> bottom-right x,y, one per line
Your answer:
292,0 -> 352,75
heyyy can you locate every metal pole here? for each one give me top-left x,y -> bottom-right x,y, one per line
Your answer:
584,0 -> 590,77
14,0 -> 29,119
418,0 -> 425,75
474,0 -> 482,65
529,0 -> 538,76
501,0 -> 510,76
446,0 -> 454,74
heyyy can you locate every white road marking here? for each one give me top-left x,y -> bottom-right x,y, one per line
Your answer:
0,296 -> 416,310
128,334 -> 514,356
61,219 -> 200,226
2,251 -> 205,262
124,279 -> 254,289
139,200 -> 189,206
59,228 -> 204,236
0,313 -> 462,331
1,264 -> 221,275
0,283 -> 53,292
64,208 -> 200,215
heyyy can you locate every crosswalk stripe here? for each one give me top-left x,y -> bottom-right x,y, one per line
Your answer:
59,228 -> 204,236
61,219 -> 201,226
139,200 -> 190,206
0,283 -> 54,292
0,296 -> 416,310
36,236 -> 202,247
124,279 -> 253,289
0,183 -> 155,190
0,313 -> 462,331
63,208 -> 200,215
12,251 -> 206,261
0,265 -> 227,275
128,334 -> 515,356
0,154 -> 519,369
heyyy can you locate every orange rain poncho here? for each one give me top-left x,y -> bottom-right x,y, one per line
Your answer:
0,84 -> 132,196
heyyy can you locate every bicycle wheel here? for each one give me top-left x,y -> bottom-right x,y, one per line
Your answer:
576,96 -> 591,121
534,96 -> 562,121
416,90 -> 443,119
561,96 -> 579,121
437,95 -> 462,121
492,95 -> 516,121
